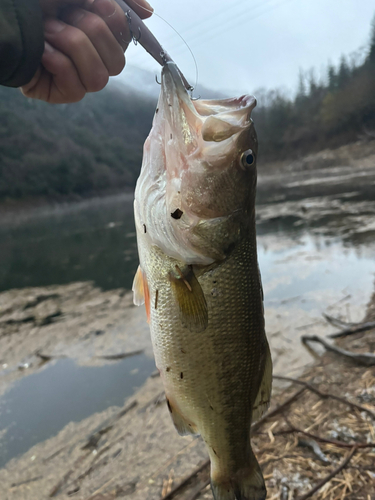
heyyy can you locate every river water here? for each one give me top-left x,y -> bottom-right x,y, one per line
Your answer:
0,162 -> 375,467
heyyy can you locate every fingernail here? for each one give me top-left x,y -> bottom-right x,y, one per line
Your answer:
94,0 -> 116,18
44,41 -> 55,53
141,0 -> 153,12
44,19 -> 65,34
69,9 -> 85,25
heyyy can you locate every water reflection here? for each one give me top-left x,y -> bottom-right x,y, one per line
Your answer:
0,163 -> 374,466
0,194 -> 139,292
1,166 -> 375,294
0,354 -> 155,468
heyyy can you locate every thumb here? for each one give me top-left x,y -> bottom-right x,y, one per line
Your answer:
117,0 -> 153,19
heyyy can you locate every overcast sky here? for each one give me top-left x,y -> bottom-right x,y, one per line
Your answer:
120,0 -> 375,97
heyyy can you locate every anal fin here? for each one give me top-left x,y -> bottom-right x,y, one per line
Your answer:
166,397 -> 198,436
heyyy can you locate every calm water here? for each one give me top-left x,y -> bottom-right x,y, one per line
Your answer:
0,163 -> 375,467
0,194 -> 138,292
0,354 -> 156,468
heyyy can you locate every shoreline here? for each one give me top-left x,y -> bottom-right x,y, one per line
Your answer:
1,137 -> 374,219
0,281 -> 374,499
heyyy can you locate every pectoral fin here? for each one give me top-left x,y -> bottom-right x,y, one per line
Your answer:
132,265 -> 150,323
132,265 -> 145,306
169,265 -> 208,333
252,340 -> 272,421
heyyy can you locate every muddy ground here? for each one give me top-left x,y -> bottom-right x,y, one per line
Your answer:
0,140 -> 374,500
0,286 -> 374,500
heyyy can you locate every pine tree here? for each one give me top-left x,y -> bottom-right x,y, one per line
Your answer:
327,62 -> 337,90
337,56 -> 350,88
296,69 -> 306,98
369,13 -> 375,65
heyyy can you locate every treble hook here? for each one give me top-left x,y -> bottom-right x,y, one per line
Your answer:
126,9 -> 142,45
155,75 -> 161,85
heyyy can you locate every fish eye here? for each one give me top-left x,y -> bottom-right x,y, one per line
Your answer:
240,149 -> 255,168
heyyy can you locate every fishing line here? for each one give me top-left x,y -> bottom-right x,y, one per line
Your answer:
159,0 -> 280,50
170,0 -> 299,59
129,0 -> 199,93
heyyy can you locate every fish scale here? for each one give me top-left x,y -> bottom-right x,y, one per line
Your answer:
133,62 -> 272,500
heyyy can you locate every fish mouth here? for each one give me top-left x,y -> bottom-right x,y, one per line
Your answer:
160,63 -> 256,146
159,62 -> 200,144
161,62 -> 194,106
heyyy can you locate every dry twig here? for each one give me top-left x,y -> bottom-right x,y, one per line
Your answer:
295,446 -> 357,500
323,313 -> 375,339
160,461 -> 209,500
252,387 -> 306,433
280,415 -> 375,449
301,335 -> 375,366
185,478 -> 211,500
96,349 -> 143,360
273,375 -> 375,419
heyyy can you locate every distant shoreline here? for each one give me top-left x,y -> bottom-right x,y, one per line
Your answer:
0,186 -> 134,220
1,137 -> 374,219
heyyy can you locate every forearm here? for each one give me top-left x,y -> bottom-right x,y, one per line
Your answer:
0,0 -> 44,87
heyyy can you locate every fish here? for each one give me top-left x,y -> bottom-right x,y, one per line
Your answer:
132,62 -> 272,500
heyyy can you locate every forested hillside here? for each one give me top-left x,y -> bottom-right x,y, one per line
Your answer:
0,84 -> 156,200
253,14 -> 375,161
1,15 -> 374,201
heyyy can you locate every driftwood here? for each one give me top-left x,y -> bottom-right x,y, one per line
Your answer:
301,334 -> 375,366
323,313 -> 375,339
273,374 -> 375,419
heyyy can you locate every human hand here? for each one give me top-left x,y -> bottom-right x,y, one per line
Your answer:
21,0 -> 153,103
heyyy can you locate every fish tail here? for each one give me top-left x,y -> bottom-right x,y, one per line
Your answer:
211,451 -> 266,500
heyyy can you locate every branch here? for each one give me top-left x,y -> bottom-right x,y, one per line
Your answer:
301,334 -> 375,366
323,313 -> 375,339
280,414 -> 375,449
185,478 -> 211,500
273,375 -> 375,419
96,349 -> 143,360
160,460 -> 209,500
252,387 -> 306,433
295,447 -> 357,500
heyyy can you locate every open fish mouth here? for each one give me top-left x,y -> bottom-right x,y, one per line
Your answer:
159,62 -> 257,147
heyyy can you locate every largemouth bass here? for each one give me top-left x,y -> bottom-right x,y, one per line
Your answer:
132,62 -> 272,500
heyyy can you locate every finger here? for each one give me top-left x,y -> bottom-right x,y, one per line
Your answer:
90,0 -> 131,50
126,0 -> 153,19
39,0 -> 87,16
42,42 -> 86,102
44,18 -> 109,92
22,43 -> 86,103
62,6 -> 126,75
